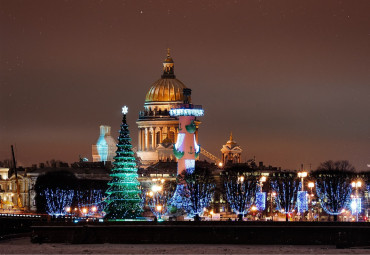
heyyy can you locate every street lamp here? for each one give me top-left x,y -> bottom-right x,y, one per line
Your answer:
259,176 -> 267,192
298,172 -> 308,191
238,176 -> 244,183
308,182 -> 315,221
351,180 -> 362,222
297,172 -> 308,221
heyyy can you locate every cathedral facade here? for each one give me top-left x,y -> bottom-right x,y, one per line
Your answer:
136,51 -> 200,166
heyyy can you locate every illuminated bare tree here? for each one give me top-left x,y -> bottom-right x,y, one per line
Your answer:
270,173 -> 300,222
178,166 -> 216,221
223,174 -> 258,221
146,180 -> 176,220
312,160 -> 354,221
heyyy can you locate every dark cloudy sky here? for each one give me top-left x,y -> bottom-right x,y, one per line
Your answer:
1,0 -> 369,170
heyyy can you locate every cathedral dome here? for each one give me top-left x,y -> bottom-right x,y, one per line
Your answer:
145,49 -> 188,103
145,78 -> 186,102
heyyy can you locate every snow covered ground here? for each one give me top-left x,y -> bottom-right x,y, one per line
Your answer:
0,237 -> 369,254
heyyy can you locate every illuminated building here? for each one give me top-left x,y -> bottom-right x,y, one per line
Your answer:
92,125 -> 117,162
221,132 -> 242,165
0,168 -> 37,212
136,50 -> 200,166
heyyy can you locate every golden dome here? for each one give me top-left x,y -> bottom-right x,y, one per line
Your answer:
145,78 -> 187,102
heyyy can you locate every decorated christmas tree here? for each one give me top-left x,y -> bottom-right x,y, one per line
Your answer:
104,106 -> 143,220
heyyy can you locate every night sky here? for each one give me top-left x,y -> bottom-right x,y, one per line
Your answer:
1,0 -> 369,171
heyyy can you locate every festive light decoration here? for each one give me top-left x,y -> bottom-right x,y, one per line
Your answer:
185,120 -> 196,133
185,159 -> 195,174
145,181 -> 175,220
350,197 -> 361,214
104,107 -> 143,220
297,191 -> 308,213
271,178 -> 300,214
170,184 -> 190,209
169,108 -> 204,117
224,176 -> 258,219
174,133 -> 185,151
44,188 -> 74,216
256,192 -> 266,211
193,136 -> 200,155
176,168 -> 215,220
315,180 -> 352,215
75,189 -> 104,215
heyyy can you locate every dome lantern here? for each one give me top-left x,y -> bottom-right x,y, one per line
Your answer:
162,48 -> 175,79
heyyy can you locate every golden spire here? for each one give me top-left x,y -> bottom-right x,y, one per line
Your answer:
167,47 -> 171,57
230,132 -> 233,141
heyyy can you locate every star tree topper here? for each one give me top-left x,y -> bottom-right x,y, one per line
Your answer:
122,105 -> 128,115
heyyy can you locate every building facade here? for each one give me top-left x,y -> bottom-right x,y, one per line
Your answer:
221,133 -> 242,165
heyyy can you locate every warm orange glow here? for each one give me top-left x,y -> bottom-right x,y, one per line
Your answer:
298,172 -> 308,178
308,182 -> 314,188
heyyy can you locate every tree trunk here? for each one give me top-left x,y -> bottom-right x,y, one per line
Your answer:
334,214 -> 338,222
238,214 -> 243,221
194,214 -> 200,221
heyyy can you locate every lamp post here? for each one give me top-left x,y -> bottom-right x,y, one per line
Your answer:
298,171 -> 308,221
151,182 -> 164,220
351,180 -> 362,222
308,182 -> 314,221
298,172 -> 308,191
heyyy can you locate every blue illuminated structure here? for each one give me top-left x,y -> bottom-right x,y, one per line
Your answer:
297,191 -> 308,213
256,192 -> 266,211
350,197 -> 361,215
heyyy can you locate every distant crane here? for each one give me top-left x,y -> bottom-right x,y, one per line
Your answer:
200,147 -> 223,166
11,145 -> 23,210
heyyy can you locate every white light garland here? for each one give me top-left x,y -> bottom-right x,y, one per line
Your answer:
169,108 -> 204,117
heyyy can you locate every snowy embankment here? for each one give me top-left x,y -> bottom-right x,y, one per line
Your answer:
0,237 -> 369,254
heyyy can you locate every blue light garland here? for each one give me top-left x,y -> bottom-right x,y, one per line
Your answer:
224,178 -> 257,216
256,192 -> 266,211
44,188 -> 74,216
297,191 -> 308,213
271,179 -> 299,214
315,180 -> 352,215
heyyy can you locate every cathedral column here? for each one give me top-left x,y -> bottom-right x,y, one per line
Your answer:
145,128 -> 149,151
153,127 -> 157,149
141,128 -> 145,151
138,128 -> 142,151
159,127 -> 163,143
151,127 -> 155,150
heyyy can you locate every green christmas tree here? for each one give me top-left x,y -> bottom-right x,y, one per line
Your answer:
104,106 -> 143,220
